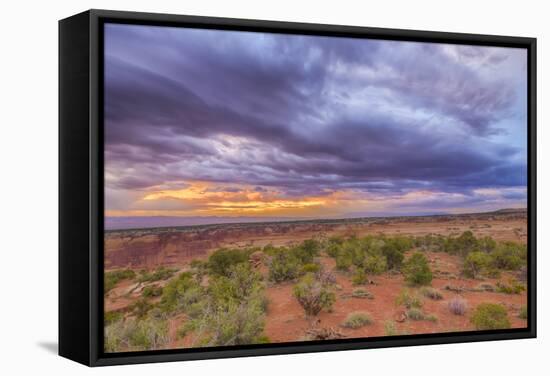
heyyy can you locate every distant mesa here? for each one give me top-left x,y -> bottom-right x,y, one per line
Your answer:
104,216 -> 301,230
104,208 -> 526,231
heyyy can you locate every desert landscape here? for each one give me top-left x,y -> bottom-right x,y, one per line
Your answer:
102,25 -> 528,353
104,208 -> 528,352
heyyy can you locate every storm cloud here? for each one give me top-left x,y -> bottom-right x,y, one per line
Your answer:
104,23 -> 527,217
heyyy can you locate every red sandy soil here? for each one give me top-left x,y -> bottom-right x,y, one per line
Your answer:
262,252 -> 526,344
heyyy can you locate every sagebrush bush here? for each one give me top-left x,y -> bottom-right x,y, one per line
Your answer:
335,251 -> 353,271
351,269 -> 368,285
490,242 -> 526,271
470,303 -> 511,330
302,263 -> 321,274
208,248 -> 251,277
382,244 -> 405,270
130,298 -> 155,318
364,253 -> 388,275
293,273 -> 335,316
316,269 -> 337,286
268,249 -> 301,282
160,272 -> 202,313
142,285 -> 163,298
104,310 -> 123,326
420,287 -> 443,300
463,251 -> 491,278
395,289 -> 423,309
188,262 -> 267,347
448,297 -> 467,315
496,279 -> 525,294
295,239 -> 321,264
402,253 -> 433,286
209,263 -> 263,303
342,312 -> 373,328
406,308 -> 425,321
104,316 -> 169,352
445,231 -> 478,257
191,296 -> 266,346
326,241 -> 342,258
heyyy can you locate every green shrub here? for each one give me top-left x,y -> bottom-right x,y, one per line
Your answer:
364,254 -> 388,275
104,269 -> 136,294
352,269 -> 368,285
470,303 -> 511,330
335,250 -> 353,271
326,242 -> 341,258
188,264 -> 267,347
105,316 -> 169,352
490,242 -> 526,270
351,288 -> 374,299
395,289 -> 423,308
294,239 -> 320,263
402,253 -> 432,286
130,298 -> 155,318
137,267 -> 176,283
445,231 -> 478,257
496,279 -> 525,294
420,287 -> 443,300
208,248 -> 251,277
128,317 -> 169,350
406,308 -> 425,320
293,273 -> 335,316
177,322 -> 193,339
302,263 -> 321,274
485,268 -> 502,278
142,285 -> 163,298
478,236 -> 496,253
519,305 -> 528,320
382,244 -> 405,270
463,251 -> 491,278
189,259 -> 208,277
160,272 -> 202,313
268,249 -> 301,282
104,310 -> 123,326
425,314 -> 438,322
192,297 -> 266,347
208,263 -> 263,303
342,312 -> 373,328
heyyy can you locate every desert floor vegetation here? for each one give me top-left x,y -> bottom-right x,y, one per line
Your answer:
104,228 -> 527,351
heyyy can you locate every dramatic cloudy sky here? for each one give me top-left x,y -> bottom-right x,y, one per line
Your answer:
104,23 -> 527,220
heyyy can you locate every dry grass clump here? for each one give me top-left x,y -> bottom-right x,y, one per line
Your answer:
341,312 -> 373,329
420,287 -> 443,300
351,288 -> 374,299
448,297 -> 468,315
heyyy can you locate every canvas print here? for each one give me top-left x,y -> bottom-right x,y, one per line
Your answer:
103,23 -> 528,353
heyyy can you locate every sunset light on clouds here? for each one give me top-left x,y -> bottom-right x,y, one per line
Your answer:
104,24 -> 527,224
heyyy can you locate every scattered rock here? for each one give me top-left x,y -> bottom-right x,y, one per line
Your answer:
394,310 -> 407,323
305,326 -> 346,340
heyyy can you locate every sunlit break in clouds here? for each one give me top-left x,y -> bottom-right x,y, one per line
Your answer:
104,23 -> 527,222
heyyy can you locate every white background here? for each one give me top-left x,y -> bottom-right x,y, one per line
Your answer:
0,0 -> 547,374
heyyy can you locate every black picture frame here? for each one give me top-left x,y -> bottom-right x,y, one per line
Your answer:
59,9 -> 537,367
